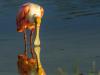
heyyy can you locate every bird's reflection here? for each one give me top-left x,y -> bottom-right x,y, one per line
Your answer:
17,46 -> 46,75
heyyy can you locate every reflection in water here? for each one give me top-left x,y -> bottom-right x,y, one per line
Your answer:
34,46 -> 46,75
17,46 -> 46,75
17,54 -> 37,75
0,0 -> 100,74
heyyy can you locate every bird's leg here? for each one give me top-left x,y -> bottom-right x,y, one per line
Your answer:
34,17 -> 41,46
30,31 -> 34,58
24,30 -> 27,56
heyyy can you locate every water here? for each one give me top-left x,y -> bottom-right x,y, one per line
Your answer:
0,0 -> 100,75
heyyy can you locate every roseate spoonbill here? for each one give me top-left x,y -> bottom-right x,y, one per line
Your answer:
16,2 -> 44,57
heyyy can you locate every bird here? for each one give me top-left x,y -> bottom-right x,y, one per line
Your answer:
16,2 -> 44,57
16,2 -> 46,75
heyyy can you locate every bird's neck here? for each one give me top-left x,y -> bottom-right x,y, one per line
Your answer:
36,27 -> 40,35
34,27 -> 40,46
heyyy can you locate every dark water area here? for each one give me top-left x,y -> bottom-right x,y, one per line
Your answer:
0,0 -> 100,75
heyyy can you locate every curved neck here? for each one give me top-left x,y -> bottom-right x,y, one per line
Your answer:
34,27 -> 40,46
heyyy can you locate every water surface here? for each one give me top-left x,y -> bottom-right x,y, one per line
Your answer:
0,0 -> 100,75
